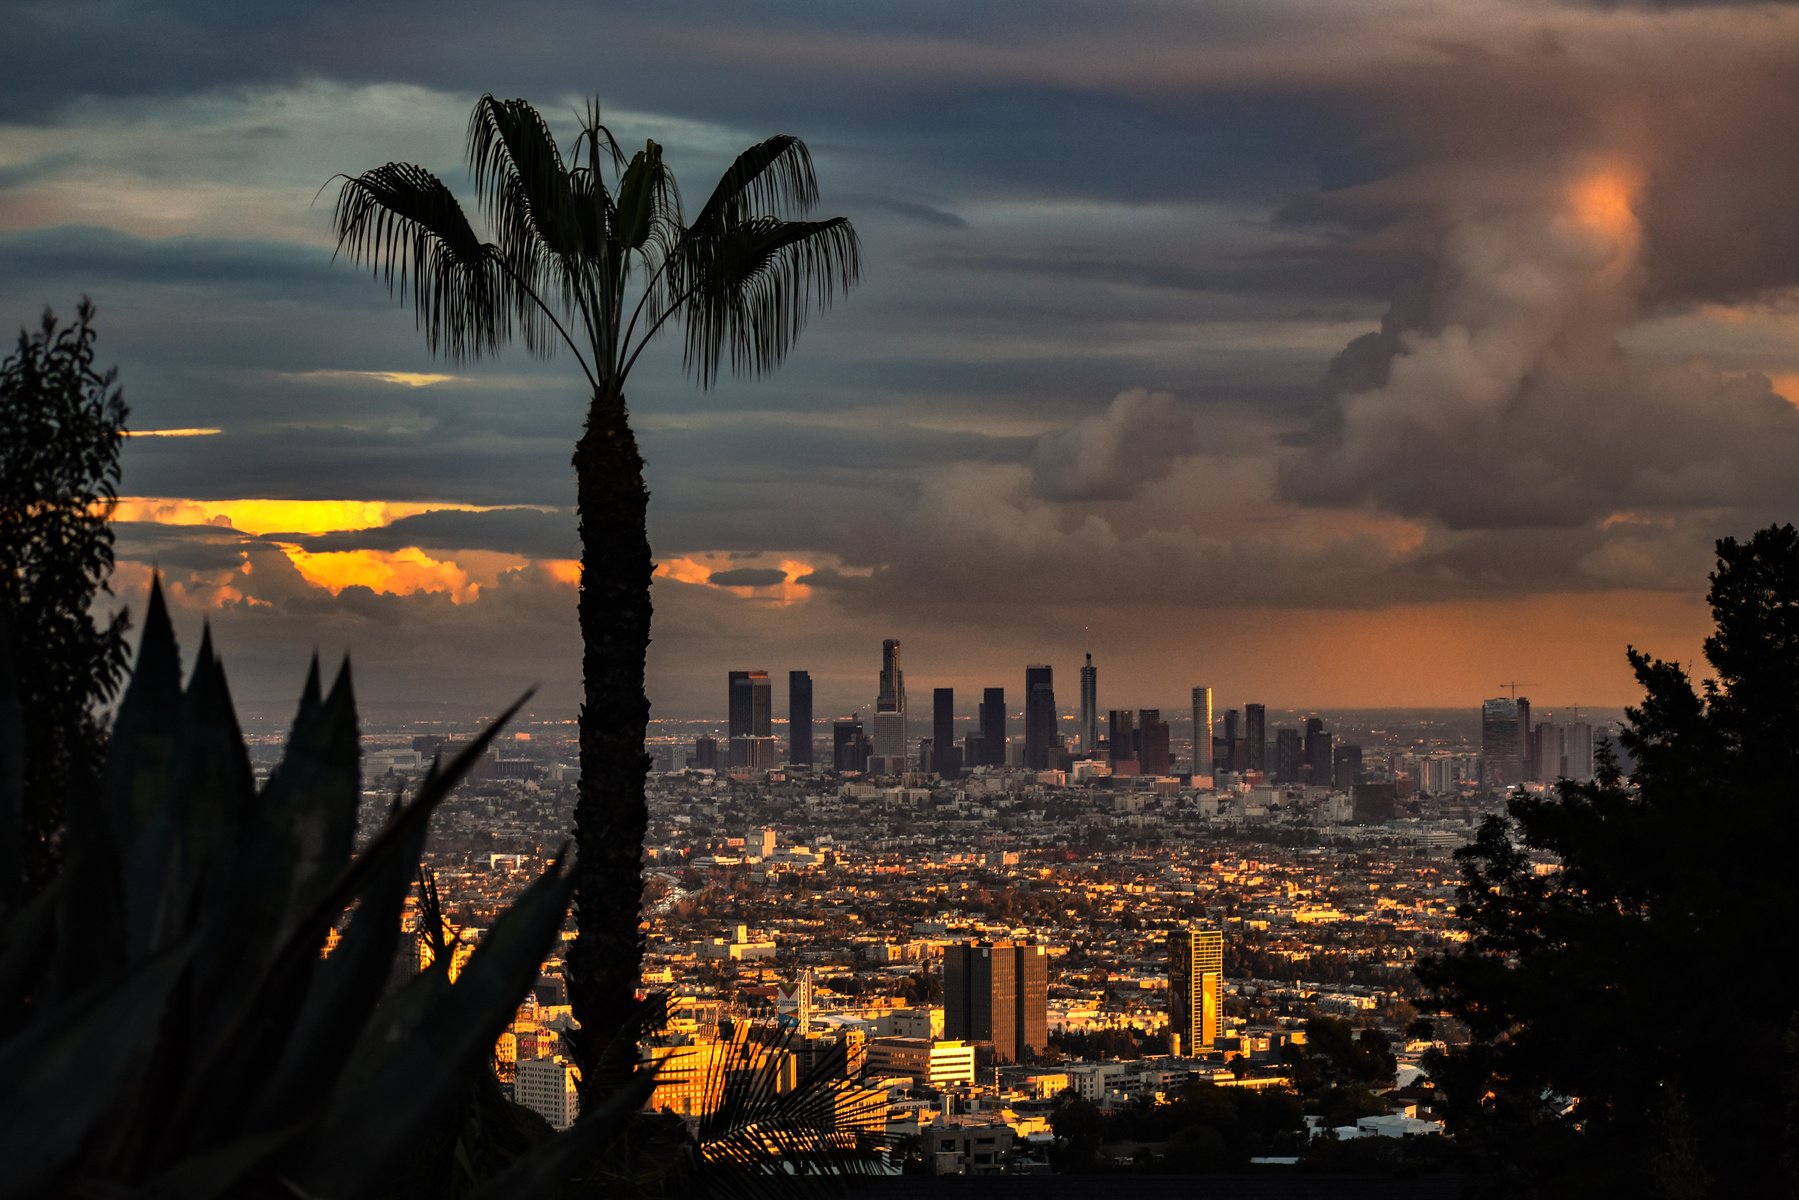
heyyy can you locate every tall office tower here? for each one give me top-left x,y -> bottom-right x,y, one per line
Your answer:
1222,709 -> 1240,773
833,714 -> 871,774
788,670 -> 814,766
1138,709 -> 1171,775
1333,744 -> 1364,788
1024,665 -> 1056,770
1531,722 -> 1561,780
728,670 -> 770,740
932,687 -> 961,778
1108,709 -> 1136,766
692,736 -> 719,771
1079,653 -> 1099,753
1303,718 -> 1332,788
980,688 -> 1007,767
943,942 -> 1049,1063
728,670 -> 773,768
1274,728 -> 1301,783
1167,927 -> 1224,1056
1481,698 -> 1526,788
873,639 -> 907,765
1516,698 -> 1534,780
1244,703 -> 1267,773
1191,686 -> 1213,778
1566,722 -> 1595,781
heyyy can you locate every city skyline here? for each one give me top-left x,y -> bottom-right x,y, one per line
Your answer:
9,2 -> 1798,715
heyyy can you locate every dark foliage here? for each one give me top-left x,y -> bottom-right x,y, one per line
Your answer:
1049,1081 -> 1306,1174
0,583 -> 650,1199
1418,525 -> 1799,1197
0,299 -> 128,897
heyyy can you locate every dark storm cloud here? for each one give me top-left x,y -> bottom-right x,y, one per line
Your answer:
113,521 -> 257,574
280,507 -> 576,557
707,567 -> 789,588
0,227 -> 349,297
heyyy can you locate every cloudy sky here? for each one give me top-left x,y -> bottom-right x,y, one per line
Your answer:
8,0 -> 1799,721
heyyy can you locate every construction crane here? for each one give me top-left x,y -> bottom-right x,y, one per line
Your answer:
1497,681 -> 1539,700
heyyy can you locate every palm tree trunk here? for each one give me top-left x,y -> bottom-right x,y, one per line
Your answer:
566,387 -> 653,1103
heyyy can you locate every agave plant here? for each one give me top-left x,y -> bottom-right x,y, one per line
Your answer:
0,581 -> 647,1200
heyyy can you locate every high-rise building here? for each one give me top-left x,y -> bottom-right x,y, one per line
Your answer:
1244,703 -> 1266,773
1222,709 -> 1240,773
1138,709 -> 1171,775
1191,686 -> 1213,778
932,687 -> 961,778
1079,653 -> 1099,754
873,639 -> 907,766
692,736 -> 719,771
1565,722 -> 1595,781
728,670 -> 771,740
1024,665 -> 1055,770
1517,698 -> 1533,780
1167,928 -> 1224,1056
788,671 -> 813,766
833,714 -> 870,774
1303,718 -> 1332,788
1333,744 -> 1364,788
1274,728 -> 1301,783
980,688 -> 1007,767
943,941 -> 1048,1063
1108,709 -> 1136,767
1482,697 -> 1526,788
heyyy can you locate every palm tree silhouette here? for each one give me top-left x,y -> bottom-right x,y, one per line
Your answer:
330,95 -> 859,1098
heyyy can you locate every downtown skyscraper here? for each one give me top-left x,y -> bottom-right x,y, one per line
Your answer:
979,687 -> 1007,767
944,942 -> 1049,1064
1191,685 -> 1213,778
788,670 -> 813,766
872,639 -> 907,772
1024,664 -> 1055,770
1168,927 -> 1224,1055
1079,653 -> 1098,754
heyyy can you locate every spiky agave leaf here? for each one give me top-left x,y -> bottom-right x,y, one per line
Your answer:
286,852 -> 578,1198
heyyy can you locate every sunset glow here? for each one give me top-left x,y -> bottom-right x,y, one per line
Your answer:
280,545 -> 479,601
114,497 -> 518,537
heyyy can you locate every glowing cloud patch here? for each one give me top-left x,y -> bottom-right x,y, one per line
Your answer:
650,553 -> 816,606
114,497 -> 513,537
280,545 -> 478,602
125,427 -> 222,438
287,369 -> 460,388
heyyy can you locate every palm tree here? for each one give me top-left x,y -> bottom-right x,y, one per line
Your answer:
330,96 -> 860,1098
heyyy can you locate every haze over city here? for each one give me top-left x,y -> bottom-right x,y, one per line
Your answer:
10,1 -> 1799,714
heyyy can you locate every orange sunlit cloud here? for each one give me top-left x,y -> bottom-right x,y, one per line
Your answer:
114,497 -> 521,537
281,545 -> 478,602
1569,167 -> 1640,239
650,553 -> 816,606
125,427 -> 222,438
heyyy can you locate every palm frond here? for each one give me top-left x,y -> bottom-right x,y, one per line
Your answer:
682,1020 -> 888,1198
468,95 -> 583,256
330,163 -> 509,362
681,216 -> 861,386
691,136 -> 820,233
467,95 -> 595,360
